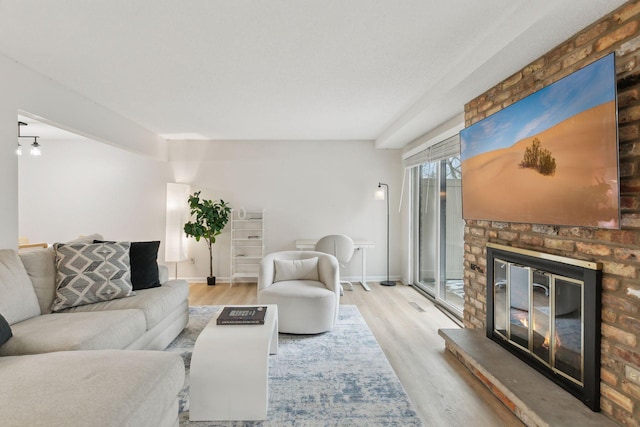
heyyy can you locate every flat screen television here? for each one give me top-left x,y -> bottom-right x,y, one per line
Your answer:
460,52 -> 619,229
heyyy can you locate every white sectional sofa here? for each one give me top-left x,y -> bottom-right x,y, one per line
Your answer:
0,236 -> 189,427
1,350 -> 185,427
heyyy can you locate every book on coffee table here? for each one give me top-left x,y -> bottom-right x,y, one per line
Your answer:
217,306 -> 267,325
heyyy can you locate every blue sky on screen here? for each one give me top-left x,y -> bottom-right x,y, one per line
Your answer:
460,53 -> 615,161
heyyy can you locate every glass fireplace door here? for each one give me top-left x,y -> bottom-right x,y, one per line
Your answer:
492,257 -> 585,387
508,264 -> 530,349
487,243 -> 600,410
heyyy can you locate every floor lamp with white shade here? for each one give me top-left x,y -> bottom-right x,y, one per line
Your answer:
375,182 -> 395,286
165,183 -> 191,279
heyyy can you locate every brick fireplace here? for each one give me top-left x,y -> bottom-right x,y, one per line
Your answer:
461,2 -> 640,425
486,243 -> 602,410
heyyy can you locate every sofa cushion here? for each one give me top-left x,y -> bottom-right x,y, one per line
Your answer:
274,257 -> 319,282
52,242 -> 133,312
0,249 -> 41,325
257,279 -> 336,334
19,236 -> 123,314
260,279 -> 334,299
19,247 -> 56,314
0,349 -> 185,427
0,313 -> 12,347
61,280 -> 189,330
0,309 -> 146,356
158,264 -> 169,284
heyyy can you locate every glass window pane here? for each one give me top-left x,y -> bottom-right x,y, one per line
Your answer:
417,162 -> 438,294
442,156 -> 464,311
414,155 -> 464,317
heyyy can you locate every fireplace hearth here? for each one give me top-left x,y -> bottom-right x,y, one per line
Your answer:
486,243 -> 602,411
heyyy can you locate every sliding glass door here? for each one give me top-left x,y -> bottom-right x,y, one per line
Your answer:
416,161 -> 438,294
414,155 -> 465,316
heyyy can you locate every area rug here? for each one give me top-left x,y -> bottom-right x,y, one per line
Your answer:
165,305 -> 423,426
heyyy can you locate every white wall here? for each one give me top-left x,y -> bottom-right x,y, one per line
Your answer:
169,140 -> 403,282
18,136 -> 173,253
0,53 -> 167,248
1,53 -> 409,280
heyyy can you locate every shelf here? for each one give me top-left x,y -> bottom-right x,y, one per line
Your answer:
232,273 -> 259,278
230,209 -> 264,286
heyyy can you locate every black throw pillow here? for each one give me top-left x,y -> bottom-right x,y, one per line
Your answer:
130,241 -> 161,290
94,240 -> 161,290
0,313 -> 12,347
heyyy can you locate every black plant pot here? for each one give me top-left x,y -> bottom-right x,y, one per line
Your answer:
207,276 -> 216,286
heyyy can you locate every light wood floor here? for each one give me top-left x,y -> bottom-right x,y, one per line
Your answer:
188,281 -> 524,426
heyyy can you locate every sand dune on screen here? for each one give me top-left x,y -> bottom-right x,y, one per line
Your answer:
462,102 -> 618,228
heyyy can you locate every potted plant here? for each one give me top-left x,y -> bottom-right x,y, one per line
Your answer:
183,191 -> 232,286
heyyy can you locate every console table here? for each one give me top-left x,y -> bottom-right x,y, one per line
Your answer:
189,305 -> 278,421
295,239 -> 374,291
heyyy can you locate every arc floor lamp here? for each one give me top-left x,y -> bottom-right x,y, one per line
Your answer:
375,182 -> 395,286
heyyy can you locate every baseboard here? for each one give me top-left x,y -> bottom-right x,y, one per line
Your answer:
180,275 -> 405,284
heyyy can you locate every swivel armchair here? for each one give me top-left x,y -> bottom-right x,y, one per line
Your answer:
257,251 -> 340,334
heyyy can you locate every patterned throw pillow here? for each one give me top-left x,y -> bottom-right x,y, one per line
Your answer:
51,242 -> 133,312
94,240 -> 160,290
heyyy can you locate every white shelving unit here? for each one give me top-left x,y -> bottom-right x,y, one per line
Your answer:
229,209 -> 264,286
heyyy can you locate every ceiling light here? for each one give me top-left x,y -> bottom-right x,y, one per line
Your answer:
17,121 -> 42,156
30,137 -> 41,156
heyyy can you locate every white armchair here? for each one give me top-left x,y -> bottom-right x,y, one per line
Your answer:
257,251 -> 340,334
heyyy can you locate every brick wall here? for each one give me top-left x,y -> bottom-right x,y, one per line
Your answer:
463,2 -> 640,424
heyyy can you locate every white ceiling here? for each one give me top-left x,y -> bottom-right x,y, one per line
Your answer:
0,0 -> 628,148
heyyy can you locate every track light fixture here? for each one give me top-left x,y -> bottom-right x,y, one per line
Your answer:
17,121 -> 42,156
30,137 -> 41,156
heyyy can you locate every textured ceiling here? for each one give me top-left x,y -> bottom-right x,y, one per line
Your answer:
0,0 -> 628,148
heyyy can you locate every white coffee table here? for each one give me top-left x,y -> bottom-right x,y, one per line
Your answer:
189,304 -> 278,421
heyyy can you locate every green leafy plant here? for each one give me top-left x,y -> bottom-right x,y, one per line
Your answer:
183,191 -> 232,279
